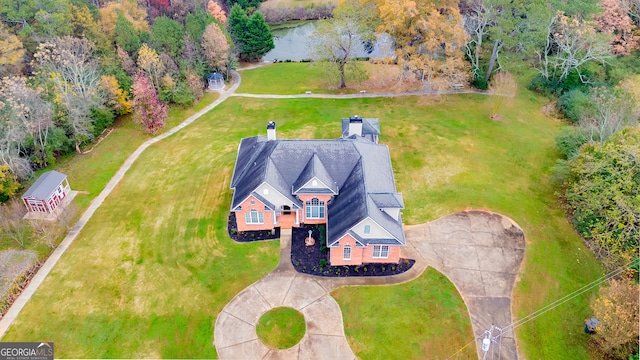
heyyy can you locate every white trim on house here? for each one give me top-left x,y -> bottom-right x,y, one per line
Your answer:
372,245 -> 389,258
294,176 -> 338,195
328,216 -> 396,247
343,245 -> 351,260
245,210 -> 264,224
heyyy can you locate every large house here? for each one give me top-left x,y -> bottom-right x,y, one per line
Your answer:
230,117 -> 405,266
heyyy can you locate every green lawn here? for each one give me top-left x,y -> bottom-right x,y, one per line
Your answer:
256,307 -> 306,349
0,93 -> 218,258
333,268 -> 476,359
3,64 -> 604,359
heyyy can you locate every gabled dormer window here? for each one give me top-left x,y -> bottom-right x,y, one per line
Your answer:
305,198 -> 325,219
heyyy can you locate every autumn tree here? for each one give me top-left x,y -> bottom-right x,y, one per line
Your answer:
100,75 -> 132,115
99,0 -> 149,40
309,0 -> 376,88
595,0 -> 639,55
590,278 -> 639,359
487,71 -> 517,119
207,0 -> 227,23
0,165 -> 20,202
201,23 -> 230,71
132,73 -> 168,134
366,0 -> 469,86
0,22 -> 25,77
137,43 -> 164,90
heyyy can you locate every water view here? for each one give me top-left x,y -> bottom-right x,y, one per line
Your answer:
264,22 -> 393,62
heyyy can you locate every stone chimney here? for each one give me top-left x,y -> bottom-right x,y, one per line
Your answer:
267,121 -> 276,140
348,115 -> 363,137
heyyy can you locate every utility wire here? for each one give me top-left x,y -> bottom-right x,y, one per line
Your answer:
444,259 -> 637,360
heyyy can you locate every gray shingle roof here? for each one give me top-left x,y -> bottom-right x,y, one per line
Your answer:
341,117 -> 381,137
369,193 -> 404,208
22,171 -> 67,199
292,154 -> 338,194
230,131 -> 404,246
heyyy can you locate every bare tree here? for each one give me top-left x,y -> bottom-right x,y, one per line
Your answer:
487,71 -> 517,119
537,12 -> 613,84
0,199 -> 30,248
308,0 -> 376,88
581,86 -> 640,143
464,0 -> 498,79
33,37 -> 102,153
0,77 -> 54,169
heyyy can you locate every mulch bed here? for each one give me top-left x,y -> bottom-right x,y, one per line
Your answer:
291,225 -> 415,277
227,213 -> 280,242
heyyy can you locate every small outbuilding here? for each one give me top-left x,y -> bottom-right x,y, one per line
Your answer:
207,72 -> 224,91
22,171 -> 71,214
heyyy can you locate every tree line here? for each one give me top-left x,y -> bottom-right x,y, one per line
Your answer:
0,0 -> 274,199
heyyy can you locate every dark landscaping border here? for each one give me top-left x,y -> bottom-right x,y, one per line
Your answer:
227,213 -> 280,242
291,225 -> 415,277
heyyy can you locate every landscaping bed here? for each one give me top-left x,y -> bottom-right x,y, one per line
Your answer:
291,225 -> 414,277
227,213 -> 280,242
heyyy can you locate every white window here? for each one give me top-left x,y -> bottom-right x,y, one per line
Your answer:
305,198 -> 325,219
245,210 -> 264,224
343,245 -> 351,260
372,245 -> 389,258
364,225 -> 371,234
312,179 -> 318,186
263,188 -> 269,195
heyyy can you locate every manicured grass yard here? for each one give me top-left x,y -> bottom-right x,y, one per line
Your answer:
256,307 -> 306,349
3,64 -> 604,359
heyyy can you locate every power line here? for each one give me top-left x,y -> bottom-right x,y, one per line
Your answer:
444,259 -> 637,359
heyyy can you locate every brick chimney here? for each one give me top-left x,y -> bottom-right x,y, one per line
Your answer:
267,121 -> 276,140
348,115 -> 363,137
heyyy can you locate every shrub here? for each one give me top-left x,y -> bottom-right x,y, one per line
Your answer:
555,126 -> 590,159
90,107 -> 115,137
564,127 -> 640,267
558,89 -> 595,123
319,259 -> 327,267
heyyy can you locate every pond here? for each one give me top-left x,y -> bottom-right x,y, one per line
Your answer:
264,22 -> 393,62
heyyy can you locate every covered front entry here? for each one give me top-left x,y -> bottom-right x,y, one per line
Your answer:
278,212 -> 297,229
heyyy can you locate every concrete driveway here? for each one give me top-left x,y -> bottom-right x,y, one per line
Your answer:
215,211 -> 526,359
404,211 -> 526,359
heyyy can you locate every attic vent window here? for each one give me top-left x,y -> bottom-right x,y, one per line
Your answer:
312,180 -> 318,186
364,225 -> 371,234
250,200 -> 255,205
263,189 -> 269,195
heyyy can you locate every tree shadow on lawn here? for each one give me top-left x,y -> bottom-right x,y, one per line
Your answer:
291,224 -> 414,277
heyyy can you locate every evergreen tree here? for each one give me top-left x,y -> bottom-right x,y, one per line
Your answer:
229,9 -> 273,61
242,12 -> 274,61
228,4 -> 248,48
115,14 -> 141,55
150,16 -> 185,58
185,9 -> 215,46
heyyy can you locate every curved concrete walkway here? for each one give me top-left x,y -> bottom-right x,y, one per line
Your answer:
215,229 -> 356,360
0,76 -> 241,338
216,211 -> 525,359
